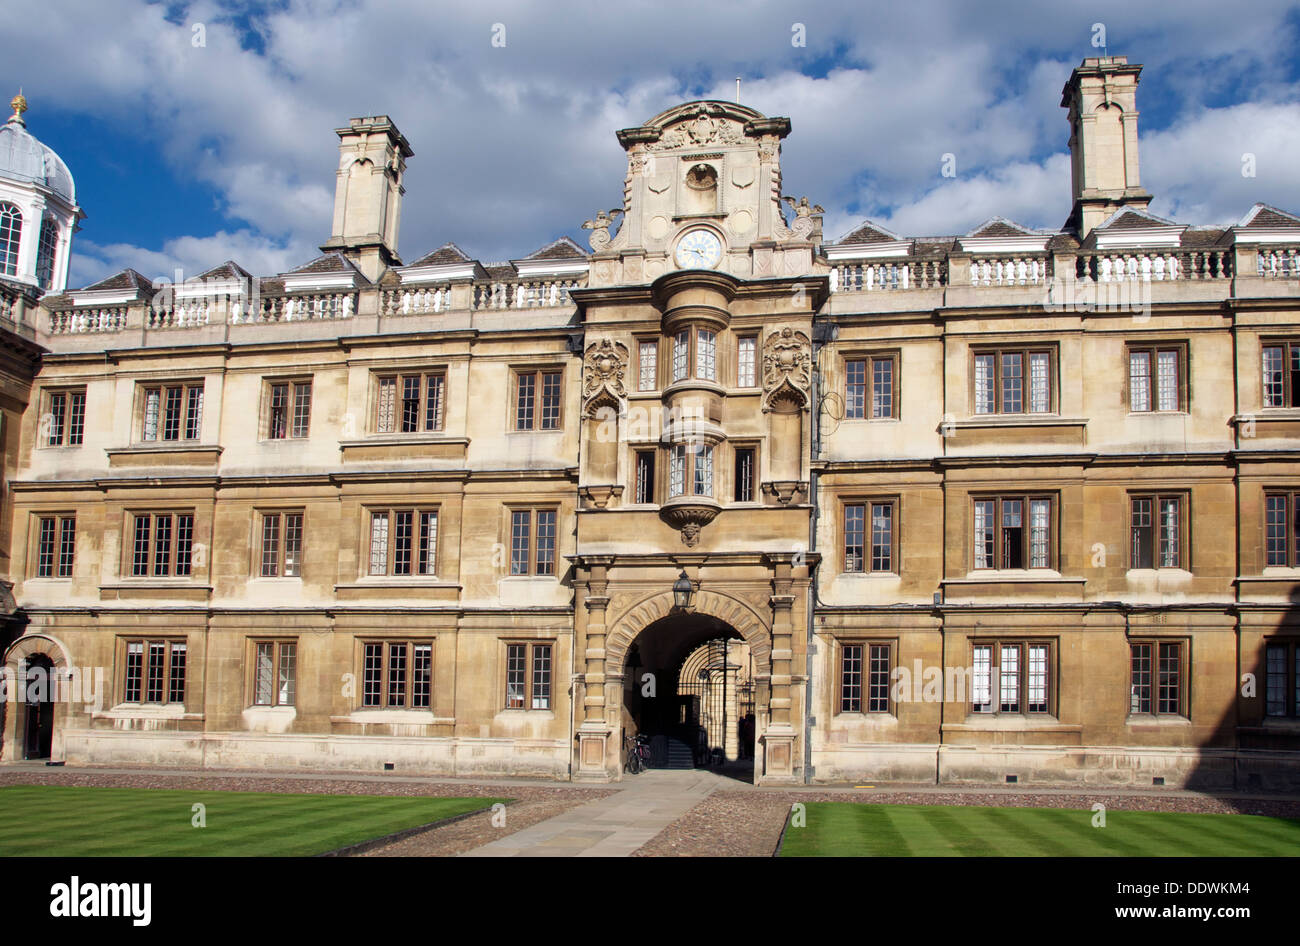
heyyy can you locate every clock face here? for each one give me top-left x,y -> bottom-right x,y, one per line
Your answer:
675,229 -> 723,269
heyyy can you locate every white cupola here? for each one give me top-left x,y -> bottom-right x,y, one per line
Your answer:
0,92 -> 82,294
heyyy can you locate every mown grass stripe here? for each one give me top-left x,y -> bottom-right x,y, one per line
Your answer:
0,785 -> 506,857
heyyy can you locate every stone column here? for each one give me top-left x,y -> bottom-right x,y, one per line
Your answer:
762,552 -> 799,781
575,557 -> 615,780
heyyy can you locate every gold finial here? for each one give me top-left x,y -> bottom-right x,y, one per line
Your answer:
10,90 -> 27,123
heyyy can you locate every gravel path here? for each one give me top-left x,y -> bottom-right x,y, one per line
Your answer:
360,797 -> 602,857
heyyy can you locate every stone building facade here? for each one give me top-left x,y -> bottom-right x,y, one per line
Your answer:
3,57 -> 1300,787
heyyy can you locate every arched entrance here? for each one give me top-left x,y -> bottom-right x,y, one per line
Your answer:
620,612 -> 755,778
2,633 -> 74,763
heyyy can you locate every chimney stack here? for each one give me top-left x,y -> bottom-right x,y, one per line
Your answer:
321,116 -> 413,281
1061,56 -> 1152,238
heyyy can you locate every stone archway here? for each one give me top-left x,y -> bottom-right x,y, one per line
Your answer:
2,633 -> 75,763
590,589 -> 779,784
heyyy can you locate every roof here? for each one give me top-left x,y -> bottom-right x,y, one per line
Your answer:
835,220 -> 901,244
408,242 -> 472,266
966,216 -> 1039,238
79,268 -> 155,293
1239,203 -> 1300,228
1100,207 -> 1180,230
0,114 -> 75,205
522,236 -> 587,261
196,260 -> 253,281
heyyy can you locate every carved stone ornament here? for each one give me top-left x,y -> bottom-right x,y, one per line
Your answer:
761,327 -> 812,412
582,208 -> 624,251
582,338 -> 629,416
660,500 -> 720,547
781,196 -> 825,242
647,105 -> 744,151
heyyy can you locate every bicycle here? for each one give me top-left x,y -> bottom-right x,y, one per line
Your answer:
624,733 -> 651,774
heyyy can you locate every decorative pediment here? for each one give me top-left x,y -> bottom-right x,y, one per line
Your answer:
647,105 -> 745,151
761,327 -> 812,412
581,338 -> 629,416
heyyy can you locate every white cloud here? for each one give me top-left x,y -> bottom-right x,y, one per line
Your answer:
4,0 -> 1297,285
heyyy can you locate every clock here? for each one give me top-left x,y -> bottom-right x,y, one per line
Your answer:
674,229 -> 723,270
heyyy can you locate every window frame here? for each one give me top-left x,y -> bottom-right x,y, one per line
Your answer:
1128,639 -> 1189,718
844,351 -> 901,420
374,369 -> 447,434
41,386 -> 86,447
140,380 -> 205,443
970,494 -> 1057,571
127,510 -> 196,579
736,334 -> 758,388
668,441 -> 715,499
1261,338 -> 1300,409
969,638 -> 1056,716
732,443 -> 758,504
633,448 -> 657,505
249,639 -> 298,707
266,378 -> 313,440
843,497 -> 899,574
257,509 -> 304,578
1264,491 -> 1300,568
637,338 -> 659,392
970,345 -> 1056,416
33,513 -> 76,579
0,201 -> 21,277
1127,341 -> 1188,413
1263,639 -> 1300,719
504,640 -> 555,710
838,640 -> 894,715
359,639 -> 433,709
1128,492 -> 1189,571
669,326 -> 721,384
366,506 -> 439,578
507,506 -> 559,577
121,637 -> 187,706
512,366 -> 564,432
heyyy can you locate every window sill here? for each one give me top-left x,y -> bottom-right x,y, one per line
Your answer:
948,716 -> 1073,732
1125,568 -> 1193,578
1239,719 -> 1300,733
334,709 -> 449,725
95,704 -> 202,722
1126,715 -> 1191,728
249,576 -> 303,583
497,708 -> 556,718
840,571 -> 900,579
842,416 -> 901,424
957,415 -> 1087,428
336,579 -> 457,589
1126,410 -> 1188,416
106,444 -> 222,468
946,571 -> 1083,585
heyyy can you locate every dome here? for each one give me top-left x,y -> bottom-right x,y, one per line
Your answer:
0,96 -> 75,206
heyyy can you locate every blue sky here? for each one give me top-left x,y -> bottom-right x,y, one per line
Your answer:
5,0 -> 1300,287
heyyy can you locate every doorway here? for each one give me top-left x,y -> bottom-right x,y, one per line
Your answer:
22,654 -> 55,760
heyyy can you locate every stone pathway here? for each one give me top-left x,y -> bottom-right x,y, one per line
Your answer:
461,768 -> 728,857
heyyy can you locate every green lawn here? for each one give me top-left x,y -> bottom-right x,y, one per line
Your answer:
0,785 -> 504,856
779,802 -> 1300,857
